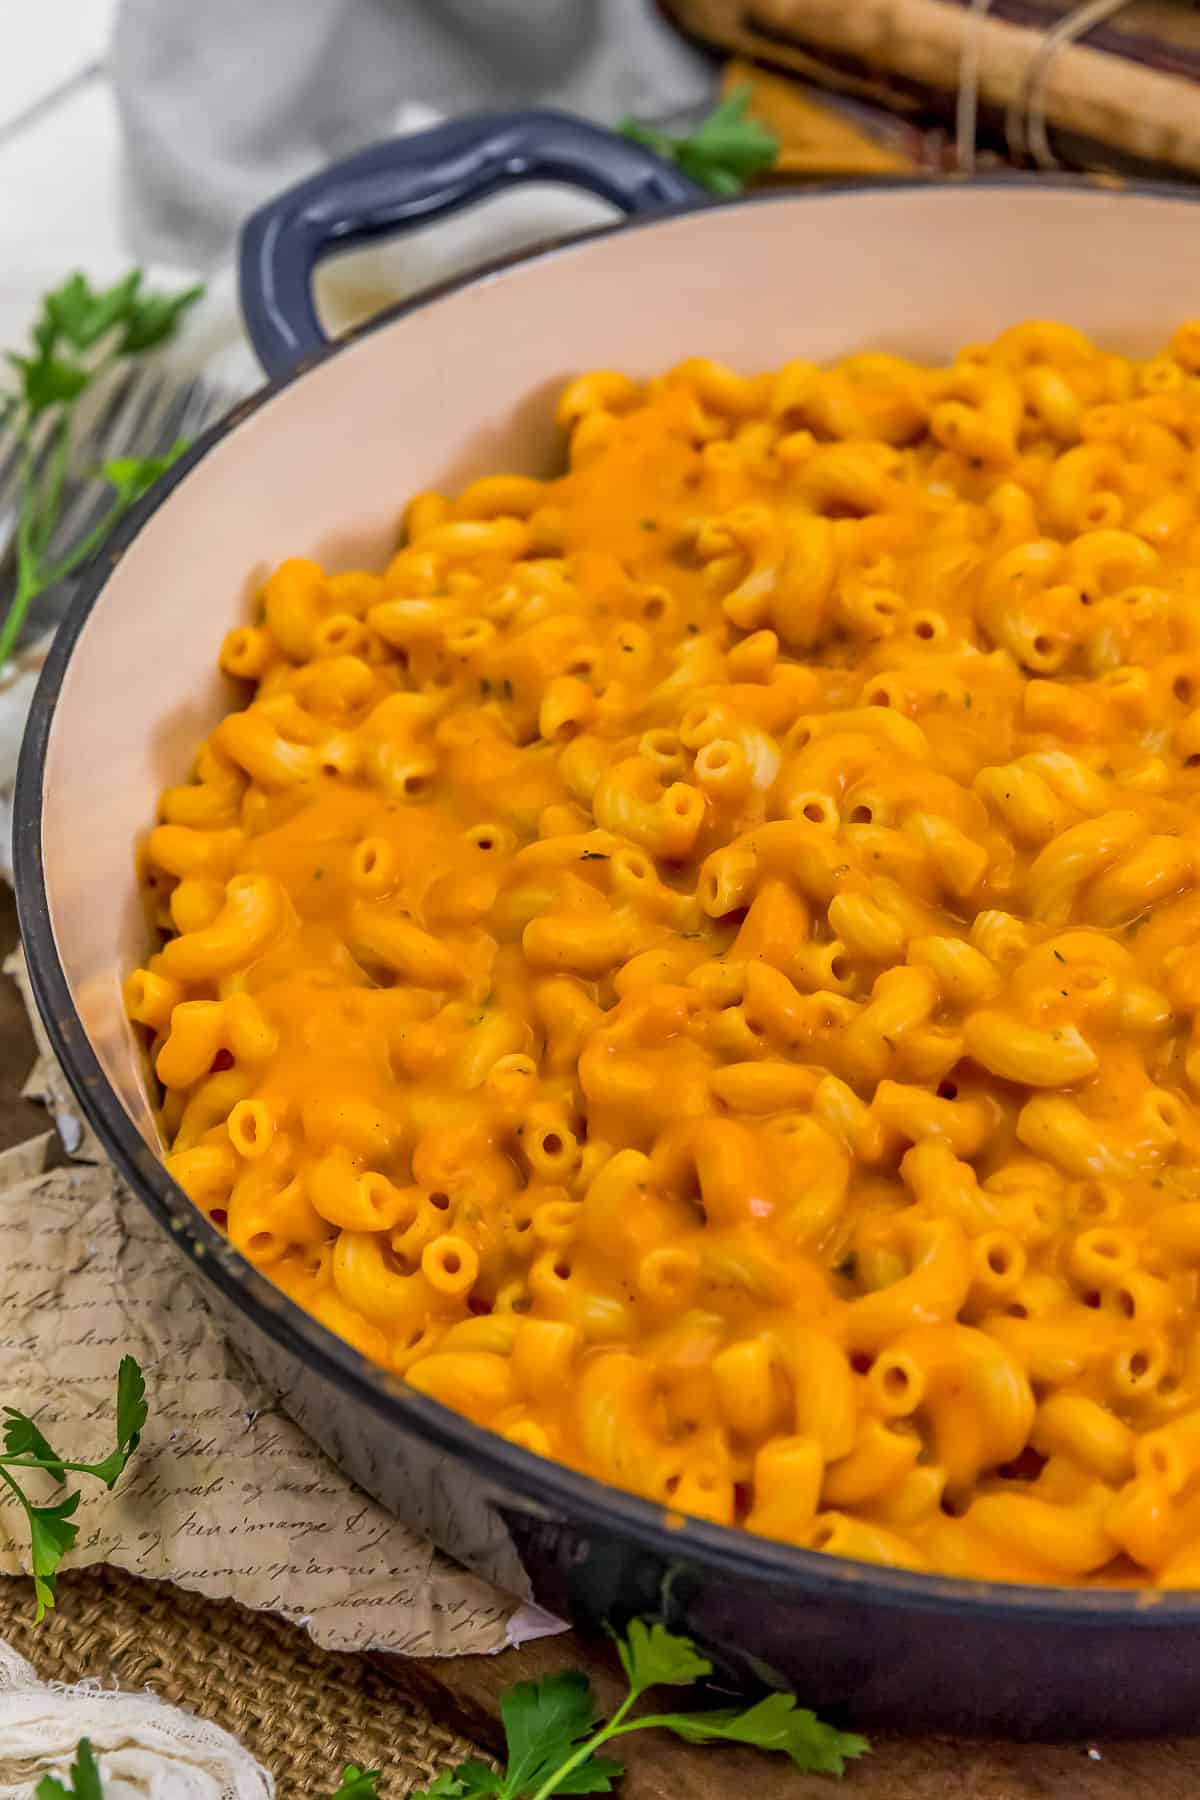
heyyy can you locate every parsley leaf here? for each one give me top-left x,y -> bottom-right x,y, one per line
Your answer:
646,1694 -> 870,1775
117,284 -> 205,354
47,271 -> 144,351
2,1407 -> 66,1481
26,1491 -> 81,1621
415,1772 -> 501,1798
0,1356 -> 148,1620
0,269 -> 203,662
81,1355 -> 149,1488
430,1764 -> 503,1796
102,439 -> 189,509
499,1672 -> 621,1797
35,1737 -> 103,1800
116,1355 -> 149,1453
616,1620 -> 710,1697
6,349 -> 90,416
620,88 -> 777,196
325,1765 -> 383,1799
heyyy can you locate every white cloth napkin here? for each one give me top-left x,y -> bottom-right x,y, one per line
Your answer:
0,1638 -> 273,1799
110,0 -> 711,270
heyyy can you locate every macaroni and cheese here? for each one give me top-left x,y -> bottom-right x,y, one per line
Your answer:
130,321 -> 1200,1585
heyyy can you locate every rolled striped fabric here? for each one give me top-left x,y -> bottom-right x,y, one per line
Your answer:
661,0 -> 1200,178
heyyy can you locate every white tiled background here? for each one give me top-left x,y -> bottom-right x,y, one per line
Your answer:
0,0 -> 123,259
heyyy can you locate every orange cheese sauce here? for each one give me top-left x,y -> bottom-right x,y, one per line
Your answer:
131,323 -> 1200,1585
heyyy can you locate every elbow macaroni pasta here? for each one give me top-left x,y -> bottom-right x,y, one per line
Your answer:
132,321 -> 1200,1586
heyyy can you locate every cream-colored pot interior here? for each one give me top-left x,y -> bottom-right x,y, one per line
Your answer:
37,184 -> 1200,1148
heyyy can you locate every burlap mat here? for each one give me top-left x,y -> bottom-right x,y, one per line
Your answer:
0,1567 -> 482,1795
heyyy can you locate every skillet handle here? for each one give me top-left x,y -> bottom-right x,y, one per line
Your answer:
238,109 -> 702,382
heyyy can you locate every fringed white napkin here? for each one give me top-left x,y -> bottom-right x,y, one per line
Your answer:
0,1637 -> 273,1799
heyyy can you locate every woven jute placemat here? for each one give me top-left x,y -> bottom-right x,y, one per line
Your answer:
0,1567 -> 482,1795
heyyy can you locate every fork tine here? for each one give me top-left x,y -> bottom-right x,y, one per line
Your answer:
0,410 -> 58,570
86,367 -> 172,470
151,375 -> 217,450
41,369 -> 174,562
71,363 -> 143,463
179,379 -> 234,439
0,424 -> 20,506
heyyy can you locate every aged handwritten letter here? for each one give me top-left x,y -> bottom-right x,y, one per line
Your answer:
0,1162 -> 560,1654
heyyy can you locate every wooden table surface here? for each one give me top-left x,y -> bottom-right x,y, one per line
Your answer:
385,1631 -> 1200,1798
4,890 -> 1200,1794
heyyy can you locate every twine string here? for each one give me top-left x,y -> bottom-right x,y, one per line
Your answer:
955,0 -> 994,174
957,0 -> 1137,173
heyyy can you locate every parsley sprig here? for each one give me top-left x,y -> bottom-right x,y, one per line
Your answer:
0,1355 -> 147,1621
326,1771 -> 384,1799
619,88 -> 778,196
35,1739 -> 103,1800
412,1620 -> 868,1797
1,270 -> 203,664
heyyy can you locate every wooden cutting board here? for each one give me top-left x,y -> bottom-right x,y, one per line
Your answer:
381,1631 -> 1200,1798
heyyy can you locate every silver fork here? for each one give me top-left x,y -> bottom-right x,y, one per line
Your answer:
0,367 -> 236,650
